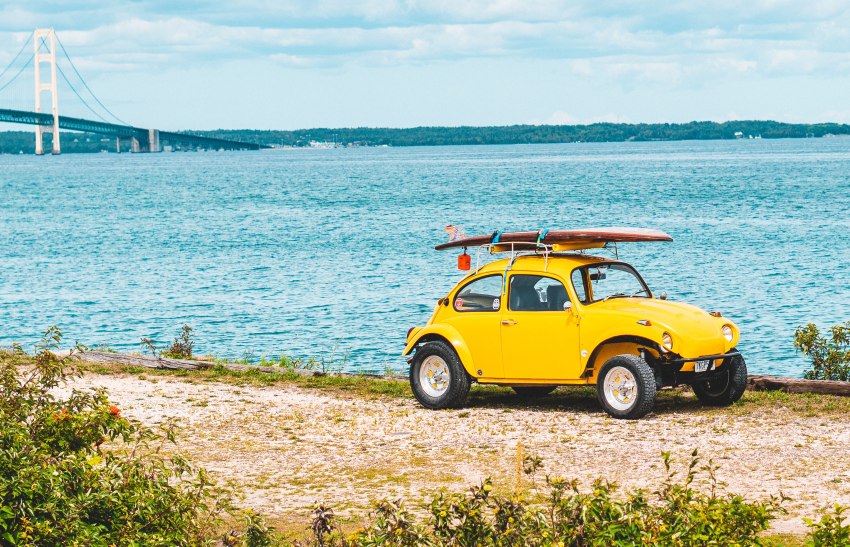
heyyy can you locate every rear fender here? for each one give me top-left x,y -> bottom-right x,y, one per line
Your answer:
403,324 -> 476,377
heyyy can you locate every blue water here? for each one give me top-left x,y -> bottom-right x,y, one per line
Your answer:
2,139 -> 849,376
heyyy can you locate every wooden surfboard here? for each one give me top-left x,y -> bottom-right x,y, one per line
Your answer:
435,227 -> 672,251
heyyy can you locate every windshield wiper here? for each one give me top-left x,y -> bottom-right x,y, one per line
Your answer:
602,288 -> 648,302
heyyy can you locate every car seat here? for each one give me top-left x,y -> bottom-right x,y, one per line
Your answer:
510,285 -> 544,311
547,284 -> 568,311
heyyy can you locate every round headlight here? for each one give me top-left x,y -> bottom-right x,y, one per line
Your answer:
662,332 -> 673,350
722,324 -> 734,342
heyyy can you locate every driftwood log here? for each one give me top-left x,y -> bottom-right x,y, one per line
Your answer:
747,374 -> 850,397
74,350 -> 405,381
77,351 -> 212,371
71,351 -> 850,397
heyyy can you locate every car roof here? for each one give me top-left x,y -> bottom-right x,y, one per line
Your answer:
473,253 -> 616,277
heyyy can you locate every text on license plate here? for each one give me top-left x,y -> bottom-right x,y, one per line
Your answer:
694,359 -> 712,373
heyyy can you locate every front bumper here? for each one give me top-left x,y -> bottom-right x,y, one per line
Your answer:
670,350 -> 741,367
659,350 -> 741,387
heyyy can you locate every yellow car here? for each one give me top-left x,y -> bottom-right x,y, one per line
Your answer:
403,228 -> 747,419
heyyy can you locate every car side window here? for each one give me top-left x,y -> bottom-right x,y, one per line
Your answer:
509,275 -> 569,311
571,269 -> 588,304
454,275 -> 502,312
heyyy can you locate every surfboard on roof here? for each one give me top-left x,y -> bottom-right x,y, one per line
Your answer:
435,227 -> 673,251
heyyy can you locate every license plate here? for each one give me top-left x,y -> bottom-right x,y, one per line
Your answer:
694,359 -> 711,373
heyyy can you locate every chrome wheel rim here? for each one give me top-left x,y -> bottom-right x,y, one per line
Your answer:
603,366 -> 638,411
419,355 -> 450,398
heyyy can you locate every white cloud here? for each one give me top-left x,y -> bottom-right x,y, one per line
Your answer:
2,0 -> 849,80
3,0 -> 850,127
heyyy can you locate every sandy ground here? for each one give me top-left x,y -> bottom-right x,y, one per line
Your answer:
64,372 -> 850,535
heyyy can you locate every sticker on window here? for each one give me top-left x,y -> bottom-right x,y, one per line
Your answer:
455,298 -> 463,308
492,298 -> 500,310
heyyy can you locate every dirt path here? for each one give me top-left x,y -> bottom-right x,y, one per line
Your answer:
66,372 -> 850,535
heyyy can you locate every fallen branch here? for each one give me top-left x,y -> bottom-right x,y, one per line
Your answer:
74,350 -> 406,381
747,374 -> 850,397
76,350 -> 211,371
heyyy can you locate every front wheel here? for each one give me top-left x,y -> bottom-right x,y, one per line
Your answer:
596,354 -> 657,419
691,351 -> 748,406
409,341 -> 471,410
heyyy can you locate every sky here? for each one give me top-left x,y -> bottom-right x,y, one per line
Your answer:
1,1 -> 850,130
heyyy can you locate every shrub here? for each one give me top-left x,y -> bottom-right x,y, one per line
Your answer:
794,322 -> 850,381
0,327 -> 230,546
164,324 -> 195,359
305,450 -> 784,546
805,504 -> 850,546
243,510 -> 276,547
141,324 -> 196,359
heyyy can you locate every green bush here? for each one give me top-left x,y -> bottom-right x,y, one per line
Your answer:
303,450 -> 785,546
142,324 -> 196,359
805,505 -> 850,546
0,327 -> 230,546
794,322 -> 850,381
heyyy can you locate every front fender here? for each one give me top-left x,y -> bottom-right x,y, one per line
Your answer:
402,324 -> 476,376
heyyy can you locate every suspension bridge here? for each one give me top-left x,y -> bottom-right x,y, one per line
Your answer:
0,28 -> 267,154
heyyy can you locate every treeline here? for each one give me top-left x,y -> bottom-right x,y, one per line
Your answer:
2,120 -> 850,153
193,120 -> 850,147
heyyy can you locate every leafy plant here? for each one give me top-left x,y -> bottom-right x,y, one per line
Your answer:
805,504 -> 850,546
345,500 -> 430,546
309,504 -> 338,546
794,322 -> 850,381
301,451 -> 785,546
164,324 -> 195,359
141,324 -> 196,360
243,510 -> 276,547
0,327 -> 233,545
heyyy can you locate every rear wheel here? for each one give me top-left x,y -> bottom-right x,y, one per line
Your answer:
410,341 -> 471,409
596,354 -> 656,419
512,386 -> 557,398
692,351 -> 748,406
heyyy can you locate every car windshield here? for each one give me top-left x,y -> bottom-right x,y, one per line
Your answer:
580,263 -> 650,303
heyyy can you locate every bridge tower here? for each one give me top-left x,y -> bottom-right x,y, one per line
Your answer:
33,28 -> 60,155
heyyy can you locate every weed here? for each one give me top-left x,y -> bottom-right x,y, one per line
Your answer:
243,510 -> 276,547
164,324 -> 195,359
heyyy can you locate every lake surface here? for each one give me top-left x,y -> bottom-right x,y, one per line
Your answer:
2,139 -> 849,376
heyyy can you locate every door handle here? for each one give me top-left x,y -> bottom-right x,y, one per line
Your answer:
501,319 -> 518,326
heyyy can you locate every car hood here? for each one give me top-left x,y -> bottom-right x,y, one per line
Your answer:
593,297 -> 728,349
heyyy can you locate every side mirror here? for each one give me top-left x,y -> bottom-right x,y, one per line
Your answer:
563,301 -> 573,312
658,291 -> 668,301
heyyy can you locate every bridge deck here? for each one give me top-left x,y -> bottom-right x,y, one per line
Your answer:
0,108 -> 267,151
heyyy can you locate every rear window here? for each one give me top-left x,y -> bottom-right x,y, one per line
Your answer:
454,275 -> 502,312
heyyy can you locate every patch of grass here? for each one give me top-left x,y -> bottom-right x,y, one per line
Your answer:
77,360 -> 414,400
76,360 -> 850,417
761,532 -> 806,546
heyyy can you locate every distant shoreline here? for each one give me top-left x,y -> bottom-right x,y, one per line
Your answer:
2,119 -> 850,153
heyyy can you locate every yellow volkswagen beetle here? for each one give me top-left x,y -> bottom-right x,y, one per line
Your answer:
403,228 -> 747,419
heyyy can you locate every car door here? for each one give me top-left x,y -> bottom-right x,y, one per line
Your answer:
444,274 -> 505,379
500,273 -> 581,381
